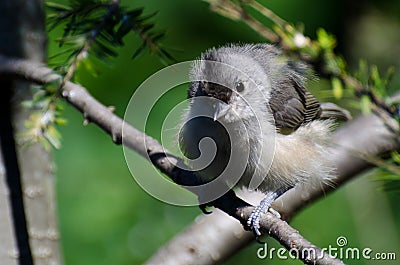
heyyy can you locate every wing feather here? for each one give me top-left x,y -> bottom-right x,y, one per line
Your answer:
269,78 -> 321,133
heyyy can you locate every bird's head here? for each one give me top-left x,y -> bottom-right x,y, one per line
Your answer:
189,47 -> 272,124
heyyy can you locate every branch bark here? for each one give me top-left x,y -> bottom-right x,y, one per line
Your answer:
0,56 -> 378,264
0,1 -> 62,265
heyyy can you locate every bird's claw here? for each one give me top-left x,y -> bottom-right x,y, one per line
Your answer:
268,207 -> 281,219
247,206 -> 263,236
247,205 -> 281,241
199,203 -> 212,214
247,191 -> 282,239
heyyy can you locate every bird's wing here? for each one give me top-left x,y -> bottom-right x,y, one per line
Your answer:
269,79 -> 321,133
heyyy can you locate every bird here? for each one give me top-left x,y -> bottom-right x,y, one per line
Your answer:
179,43 -> 350,237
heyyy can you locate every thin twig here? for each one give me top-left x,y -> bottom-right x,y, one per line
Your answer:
246,0 -> 288,28
0,55 -> 344,265
206,0 -> 279,42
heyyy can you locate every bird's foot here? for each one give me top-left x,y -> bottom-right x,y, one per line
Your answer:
198,191 -> 213,214
268,207 -> 281,219
247,186 -> 294,239
199,202 -> 213,214
247,191 -> 280,237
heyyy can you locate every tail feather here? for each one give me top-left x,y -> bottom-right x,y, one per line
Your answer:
320,102 -> 352,121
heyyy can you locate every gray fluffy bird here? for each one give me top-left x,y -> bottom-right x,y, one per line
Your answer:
179,44 -> 350,236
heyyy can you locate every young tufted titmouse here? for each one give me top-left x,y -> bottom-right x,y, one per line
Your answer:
179,44 -> 350,236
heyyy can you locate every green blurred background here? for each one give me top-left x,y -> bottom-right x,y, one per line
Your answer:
49,0 -> 400,264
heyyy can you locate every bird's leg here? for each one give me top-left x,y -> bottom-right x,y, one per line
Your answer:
247,186 -> 293,237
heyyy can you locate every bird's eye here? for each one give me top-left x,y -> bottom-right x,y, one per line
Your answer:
235,82 -> 245,92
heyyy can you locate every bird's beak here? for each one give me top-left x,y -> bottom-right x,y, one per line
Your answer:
213,102 -> 231,121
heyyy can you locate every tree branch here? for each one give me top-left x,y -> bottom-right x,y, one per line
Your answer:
0,56 -> 362,264
0,0 -> 62,264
